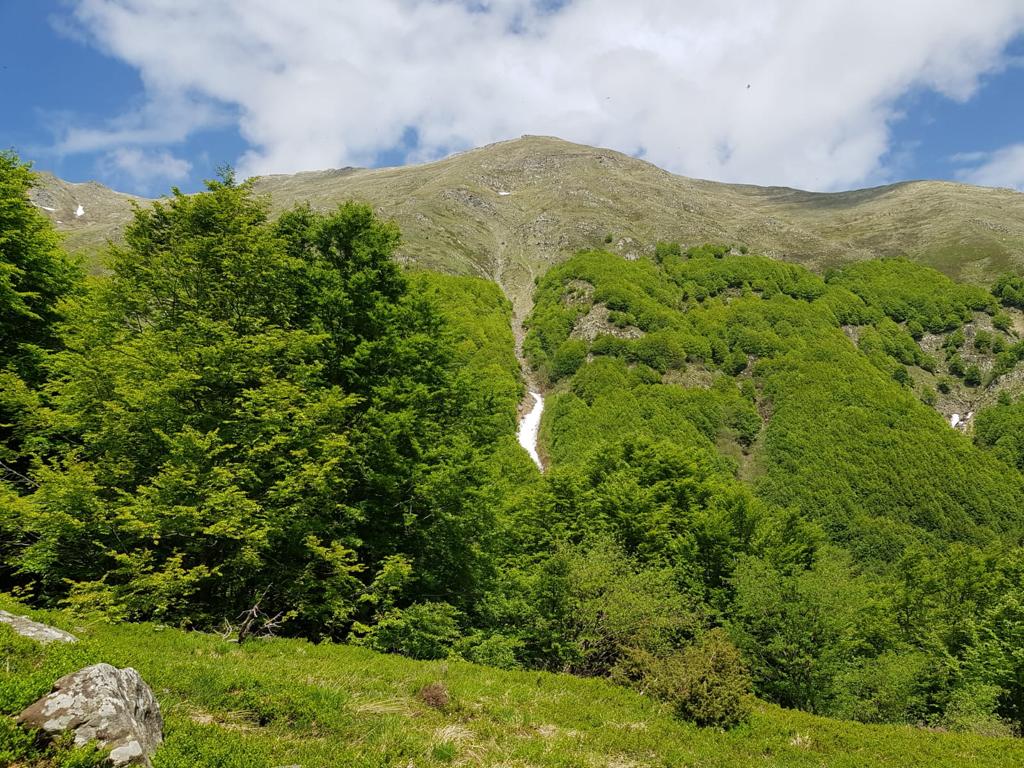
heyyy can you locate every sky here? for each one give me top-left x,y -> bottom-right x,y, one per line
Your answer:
2,0 -> 1023,196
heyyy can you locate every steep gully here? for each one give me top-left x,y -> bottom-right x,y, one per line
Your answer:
513,304 -> 544,472
493,242 -> 545,472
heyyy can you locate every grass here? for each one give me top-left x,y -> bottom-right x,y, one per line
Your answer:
3,595 -> 1023,767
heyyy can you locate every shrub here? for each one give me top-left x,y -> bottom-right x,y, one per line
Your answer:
456,631 -> 523,670
552,339 -> 588,380
726,348 -> 748,376
655,241 -> 682,264
591,334 -> 629,358
993,311 -> 1013,332
630,333 -> 686,372
356,602 -> 463,660
634,629 -> 751,728
964,365 -> 982,387
993,273 -> 1024,309
831,651 -> 931,724
939,683 -> 1013,737
948,355 -> 966,377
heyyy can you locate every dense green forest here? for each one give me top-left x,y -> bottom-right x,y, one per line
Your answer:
522,244 -> 1024,732
4,149 -> 1024,764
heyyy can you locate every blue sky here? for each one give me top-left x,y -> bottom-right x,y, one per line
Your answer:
2,1 -> 1023,195
0,2 -> 244,191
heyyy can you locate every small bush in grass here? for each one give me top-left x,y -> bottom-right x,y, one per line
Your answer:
456,631 -> 522,670
355,602 -> 463,660
633,629 -> 751,728
939,683 -> 1013,737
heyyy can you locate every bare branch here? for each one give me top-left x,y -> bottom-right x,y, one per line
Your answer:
0,460 -> 38,490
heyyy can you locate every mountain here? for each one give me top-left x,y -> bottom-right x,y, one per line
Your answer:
32,136 -> 1024,318
9,142 -> 1024,754
28,171 -> 146,270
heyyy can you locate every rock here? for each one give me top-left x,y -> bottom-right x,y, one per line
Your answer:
18,663 -> 163,766
0,609 -> 78,644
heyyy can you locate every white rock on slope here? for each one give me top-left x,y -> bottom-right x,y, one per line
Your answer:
18,663 -> 163,766
0,609 -> 78,644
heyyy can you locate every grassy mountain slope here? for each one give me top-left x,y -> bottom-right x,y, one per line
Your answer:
27,171 -> 144,270
31,136 -> 1024,318
3,596 -> 1023,768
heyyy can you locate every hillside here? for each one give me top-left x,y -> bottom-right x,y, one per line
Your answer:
31,136 -> 1024,319
3,597 -> 1024,768
27,171 -> 146,270
7,146 -> 1024,757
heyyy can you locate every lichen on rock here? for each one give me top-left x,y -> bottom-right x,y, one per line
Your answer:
17,663 -> 163,766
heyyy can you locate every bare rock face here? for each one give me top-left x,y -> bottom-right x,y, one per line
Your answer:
0,609 -> 78,644
18,663 -> 163,766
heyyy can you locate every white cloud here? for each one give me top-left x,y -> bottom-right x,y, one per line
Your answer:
56,96 -> 229,155
98,148 -> 192,190
58,0 -> 1024,191
955,143 -> 1024,190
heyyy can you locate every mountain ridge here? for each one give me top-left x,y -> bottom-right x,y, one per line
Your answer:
31,135 -> 1024,318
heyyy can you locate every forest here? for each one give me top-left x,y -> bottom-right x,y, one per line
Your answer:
3,149 -> 1024,748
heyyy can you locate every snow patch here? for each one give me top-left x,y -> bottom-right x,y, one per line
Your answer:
498,190 -> 511,196
950,413 -> 961,428
75,204 -> 85,218
517,392 -> 544,470
40,205 -> 57,212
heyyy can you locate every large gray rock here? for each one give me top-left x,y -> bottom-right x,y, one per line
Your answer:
18,663 -> 163,766
0,609 -> 78,644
